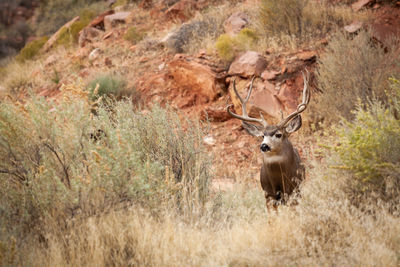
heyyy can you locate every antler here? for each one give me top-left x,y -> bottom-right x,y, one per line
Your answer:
277,70 -> 310,129
227,76 -> 268,128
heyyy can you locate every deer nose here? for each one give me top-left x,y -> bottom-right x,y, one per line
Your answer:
260,143 -> 270,152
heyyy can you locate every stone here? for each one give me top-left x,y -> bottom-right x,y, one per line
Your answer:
41,16 -> 80,52
200,107 -> 231,122
344,21 -> 363,34
168,54 -> 226,105
228,51 -> 267,78
165,0 -> 196,21
88,48 -> 102,61
162,20 -> 210,53
203,135 -> 216,146
88,10 -> 115,30
223,12 -> 249,35
104,12 -> 131,32
228,78 -> 284,122
78,27 -> 103,47
261,70 -> 280,80
351,0 -> 373,12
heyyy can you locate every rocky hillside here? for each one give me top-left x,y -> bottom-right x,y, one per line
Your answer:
3,0 -> 398,182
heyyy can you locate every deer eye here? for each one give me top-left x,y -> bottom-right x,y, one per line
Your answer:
275,133 -> 282,138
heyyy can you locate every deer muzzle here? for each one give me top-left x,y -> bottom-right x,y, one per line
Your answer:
260,143 -> 271,152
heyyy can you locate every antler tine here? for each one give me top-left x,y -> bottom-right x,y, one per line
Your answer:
277,69 -> 310,128
227,76 -> 268,128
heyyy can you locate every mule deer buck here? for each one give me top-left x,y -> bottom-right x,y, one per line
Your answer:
227,71 -> 310,209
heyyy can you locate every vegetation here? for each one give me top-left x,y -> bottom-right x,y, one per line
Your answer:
35,0 -> 106,36
15,36 -> 48,62
54,9 -> 97,47
315,30 -> 400,123
124,26 -> 146,44
0,84 -> 211,254
215,28 -> 258,61
87,74 -> 128,100
259,0 -> 354,41
332,78 -> 400,207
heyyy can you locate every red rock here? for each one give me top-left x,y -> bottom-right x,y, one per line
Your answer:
103,31 -> 113,40
351,0 -> 373,12
168,54 -> 226,105
344,21 -> 363,33
261,70 -> 280,80
78,27 -> 103,47
200,107 -> 231,122
223,12 -> 249,35
104,12 -> 131,32
296,50 -> 317,61
228,78 -> 283,122
228,51 -> 267,78
105,57 -> 113,67
88,10 -> 115,30
165,0 -> 196,21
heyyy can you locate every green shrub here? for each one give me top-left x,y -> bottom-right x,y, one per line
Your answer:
315,30 -> 400,123
124,26 -> 146,44
87,75 -> 127,100
259,0 -> 351,41
332,79 -> 400,205
215,28 -> 258,61
55,9 -> 96,47
15,36 -> 48,62
0,85 -> 211,239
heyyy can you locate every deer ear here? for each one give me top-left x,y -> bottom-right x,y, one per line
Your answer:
285,115 -> 302,134
242,121 -> 264,137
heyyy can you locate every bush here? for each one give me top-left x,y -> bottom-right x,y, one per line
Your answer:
124,26 -> 146,44
332,79 -> 400,207
259,0 -> 352,41
87,75 -> 127,100
315,30 -> 400,123
0,84 -> 211,240
215,28 -> 258,61
15,36 -> 48,62
54,9 -> 97,47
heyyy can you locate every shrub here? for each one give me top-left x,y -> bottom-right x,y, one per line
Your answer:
315,30 -> 400,123
15,36 -> 48,62
332,79 -> 400,207
0,84 -> 211,240
54,9 -> 97,47
259,0 -> 353,41
124,26 -> 146,44
215,28 -> 258,61
87,75 -> 127,100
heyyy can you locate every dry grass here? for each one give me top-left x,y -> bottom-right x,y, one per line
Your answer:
15,165 -> 400,266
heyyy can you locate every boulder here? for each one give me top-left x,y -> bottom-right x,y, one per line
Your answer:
104,12 -> 131,32
228,51 -> 267,78
344,21 -> 363,34
41,16 -> 80,52
223,12 -> 249,35
200,107 -> 231,122
165,0 -> 196,21
78,27 -> 103,47
351,0 -> 373,12
162,20 -> 211,53
88,10 -> 115,30
228,78 -> 284,122
168,54 -> 226,105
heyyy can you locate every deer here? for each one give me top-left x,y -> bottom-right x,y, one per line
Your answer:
227,71 -> 310,210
